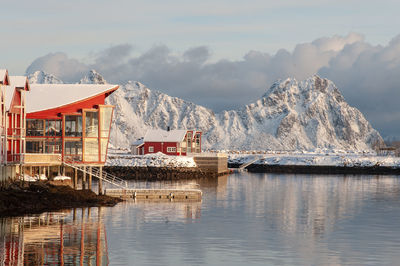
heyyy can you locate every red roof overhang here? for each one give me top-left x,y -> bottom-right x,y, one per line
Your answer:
27,86 -> 118,119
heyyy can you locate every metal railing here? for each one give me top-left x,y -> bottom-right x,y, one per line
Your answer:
63,160 -> 128,189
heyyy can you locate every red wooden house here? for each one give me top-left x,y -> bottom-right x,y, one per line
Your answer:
134,129 -> 202,156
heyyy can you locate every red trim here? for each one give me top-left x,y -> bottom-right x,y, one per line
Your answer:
26,86 -> 118,119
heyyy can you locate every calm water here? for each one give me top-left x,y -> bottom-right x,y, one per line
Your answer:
2,173 -> 400,265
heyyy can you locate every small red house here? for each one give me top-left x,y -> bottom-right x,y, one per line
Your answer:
134,129 -> 202,156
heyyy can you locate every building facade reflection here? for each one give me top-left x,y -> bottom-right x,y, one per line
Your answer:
0,208 -> 108,265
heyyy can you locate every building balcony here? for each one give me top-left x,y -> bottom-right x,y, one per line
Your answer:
24,153 -> 62,166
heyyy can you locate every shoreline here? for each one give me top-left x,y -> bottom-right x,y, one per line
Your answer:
229,163 -> 400,175
0,182 -> 123,217
104,166 -> 227,180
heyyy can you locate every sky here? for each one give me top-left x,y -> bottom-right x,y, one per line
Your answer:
2,0 -> 400,138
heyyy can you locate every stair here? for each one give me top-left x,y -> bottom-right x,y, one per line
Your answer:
63,161 -> 128,189
239,155 -> 263,170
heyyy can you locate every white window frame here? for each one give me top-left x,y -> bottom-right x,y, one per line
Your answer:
167,147 -> 176,153
148,146 -> 154,153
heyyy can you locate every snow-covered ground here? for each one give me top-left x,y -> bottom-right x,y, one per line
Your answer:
229,151 -> 400,167
106,151 -> 197,168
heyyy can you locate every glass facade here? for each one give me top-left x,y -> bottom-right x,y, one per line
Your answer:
100,107 -> 112,137
27,119 -> 44,136
84,138 -> 99,162
65,116 -> 82,137
26,106 -> 113,163
85,112 -> 98,138
64,140 -> 82,161
45,120 -> 61,136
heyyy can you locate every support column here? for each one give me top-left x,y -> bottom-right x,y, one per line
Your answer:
74,168 -> 78,189
47,166 -> 50,179
82,166 -> 86,190
88,166 -> 92,191
98,167 -> 103,195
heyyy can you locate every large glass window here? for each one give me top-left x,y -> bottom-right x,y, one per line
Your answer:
100,138 -> 108,162
100,106 -> 113,137
45,120 -> 62,136
64,140 -> 83,161
85,112 -> 98,137
45,138 -> 61,153
27,119 -> 44,136
84,138 -> 99,161
65,115 -> 82,137
26,140 -> 44,153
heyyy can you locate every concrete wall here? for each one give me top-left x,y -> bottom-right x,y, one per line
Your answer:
193,155 -> 228,174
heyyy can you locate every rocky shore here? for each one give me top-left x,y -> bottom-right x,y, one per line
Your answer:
229,163 -> 400,175
0,182 -> 122,217
104,166 -> 214,180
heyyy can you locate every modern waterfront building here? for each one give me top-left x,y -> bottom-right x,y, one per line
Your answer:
0,69 -> 119,187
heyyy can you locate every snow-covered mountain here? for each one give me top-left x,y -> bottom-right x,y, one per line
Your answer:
79,70 -> 107,84
28,71 -> 384,151
28,70 -> 63,84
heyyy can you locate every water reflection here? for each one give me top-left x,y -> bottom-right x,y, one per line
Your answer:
1,173 -> 400,265
0,208 -> 109,265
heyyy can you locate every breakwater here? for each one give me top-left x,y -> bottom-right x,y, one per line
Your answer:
229,163 -> 400,175
103,166 -> 223,180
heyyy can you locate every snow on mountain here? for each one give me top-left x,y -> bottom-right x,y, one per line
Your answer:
79,70 -> 107,84
28,70 -> 63,84
29,71 -> 384,151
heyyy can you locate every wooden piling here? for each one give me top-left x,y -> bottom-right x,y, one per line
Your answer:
82,166 -> 86,190
74,168 -> 78,189
98,167 -> 103,195
88,166 -> 92,191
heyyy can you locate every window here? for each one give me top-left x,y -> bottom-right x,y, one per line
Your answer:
100,106 -> 113,137
195,133 -> 201,146
85,111 -> 98,137
27,119 -> 44,136
45,120 -> 61,136
167,147 -> 176,153
65,116 -> 82,137
26,140 -> 44,153
84,138 -> 99,161
148,146 -> 154,153
64,140 -> 82,161
45,139 -> 61,153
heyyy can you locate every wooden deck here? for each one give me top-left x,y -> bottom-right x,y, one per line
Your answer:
104,188 -> 202,201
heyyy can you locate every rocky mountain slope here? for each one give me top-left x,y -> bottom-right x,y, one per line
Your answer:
28,71 -> 63,84
28,71 -> 384,151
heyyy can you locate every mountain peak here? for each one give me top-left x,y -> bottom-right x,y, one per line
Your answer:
28,70 -> 63,84
108,75 -> 383,151
79,70 -> 107,84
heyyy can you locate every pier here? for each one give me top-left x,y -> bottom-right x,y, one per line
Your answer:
104,188 -> 202,201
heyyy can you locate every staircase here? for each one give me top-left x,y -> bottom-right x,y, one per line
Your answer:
238,155 -> 263,170
63,161 -> 128,189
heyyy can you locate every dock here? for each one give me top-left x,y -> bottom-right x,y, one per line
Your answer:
104,188 -> 202,201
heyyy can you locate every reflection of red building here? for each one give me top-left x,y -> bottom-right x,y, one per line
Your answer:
0,68 -> 118,184
135,129 -> 202,156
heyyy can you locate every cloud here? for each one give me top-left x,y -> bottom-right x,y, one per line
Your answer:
26,52 -> 88,82
25,33 -> 400,137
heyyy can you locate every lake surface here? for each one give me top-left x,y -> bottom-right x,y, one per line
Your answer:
2,172 -> 400,265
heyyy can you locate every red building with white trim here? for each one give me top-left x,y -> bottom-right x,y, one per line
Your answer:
133,129 -> 202,156
0,68 -> 118,184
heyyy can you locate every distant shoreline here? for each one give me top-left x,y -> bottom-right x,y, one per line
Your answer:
229,163 -> 400,175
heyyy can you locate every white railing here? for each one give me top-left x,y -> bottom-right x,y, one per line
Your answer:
63,160 -> 128,189
186,152 -> 227,157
